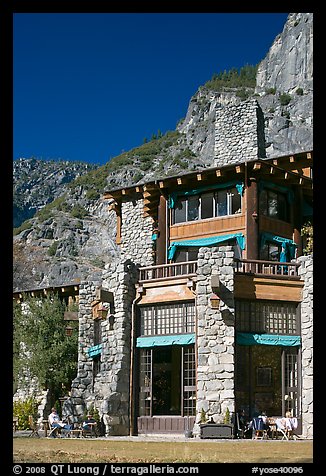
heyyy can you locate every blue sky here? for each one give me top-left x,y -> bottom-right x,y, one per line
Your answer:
13,13 -> 289,165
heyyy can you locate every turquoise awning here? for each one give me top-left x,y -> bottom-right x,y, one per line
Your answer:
236,332 -> 301,347
88,344 -> 102,357
260,232 -> 297,262
168,180 -> 244,209
136,334 -> 195,348
168,233 -> 245,260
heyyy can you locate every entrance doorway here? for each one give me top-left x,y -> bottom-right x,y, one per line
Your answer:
152,346 -> 181,415
137,344 -> 196,433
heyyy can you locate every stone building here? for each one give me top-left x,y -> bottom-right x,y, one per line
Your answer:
68,133 -> 313,437
14,98 -> 313,439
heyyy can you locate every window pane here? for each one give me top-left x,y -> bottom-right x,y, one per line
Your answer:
174,198 -> 187,223
175,250 -> 187,263
259,189 -> 268,216
277,193 -> 288,221
201,193 -> 214,219
187,196 -> 199,221
269,244 -> 280,261
268,191 -> 278,217
188,248 -> 199,261
216,190 -> 227,216
231,189 -> 242,214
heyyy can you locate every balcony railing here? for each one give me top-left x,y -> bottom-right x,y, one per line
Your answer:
138,258 -> 300,284
234,258 -> 300,277
139,261 -> 197,283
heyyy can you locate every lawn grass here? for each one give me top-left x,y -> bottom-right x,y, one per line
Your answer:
13,437 -> 313,464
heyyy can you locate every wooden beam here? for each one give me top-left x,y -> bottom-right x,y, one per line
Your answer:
103,192 -> 114,200
143,199 -> 157,207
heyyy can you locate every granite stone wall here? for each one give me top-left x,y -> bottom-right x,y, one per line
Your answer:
68,198 -> 155,434
193,246 -> 236,436
297,254 -> 313,439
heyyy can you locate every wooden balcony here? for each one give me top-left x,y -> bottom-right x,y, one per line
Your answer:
138,258 -> 300,285
234,258 -> 300,278
138,261 -> 197,283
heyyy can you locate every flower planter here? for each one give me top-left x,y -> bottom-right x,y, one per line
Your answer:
200,423 -> 234,439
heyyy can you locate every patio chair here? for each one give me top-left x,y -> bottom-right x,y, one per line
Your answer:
28,415 -> 40,438
285,417 -> 299,440
252,417 -> 268,439
47,416 -> 61,438
275,418 -> 288,440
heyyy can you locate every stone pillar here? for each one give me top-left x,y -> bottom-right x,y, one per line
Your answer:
193,245 -> 236,436
297,255 -> 313,439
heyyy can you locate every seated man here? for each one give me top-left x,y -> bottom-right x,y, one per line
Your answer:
48,407 -> 72,437
82,413 -> 97,435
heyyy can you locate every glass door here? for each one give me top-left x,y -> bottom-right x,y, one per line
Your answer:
139,345 -> 196,417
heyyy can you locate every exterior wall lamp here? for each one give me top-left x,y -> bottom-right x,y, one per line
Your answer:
97,303 -> 109,319
210,293 -> 221,309
65,325 -> 73,337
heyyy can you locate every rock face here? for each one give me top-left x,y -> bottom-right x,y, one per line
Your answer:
13,12 -> 313,292
255,12 -> 313,157
13,158 -> 98,228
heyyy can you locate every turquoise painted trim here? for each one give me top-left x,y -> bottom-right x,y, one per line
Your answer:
168,233 -> 245,260
136,333 -> 195,348
236,332 -> 301,347
88,343 -> 103,357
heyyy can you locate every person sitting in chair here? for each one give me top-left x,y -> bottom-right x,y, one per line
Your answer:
82,413 -> 97,434
48,408 -> 72,437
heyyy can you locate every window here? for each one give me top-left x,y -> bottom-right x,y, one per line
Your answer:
259,189 -> 289,221
94,319 -> 102,346
260,241 -> 282,261
187,196 -> 199,221
175,247 -> 199,263
172,187 -> 241,224
235,300 -> 299,334
92,355 -> 101,387
140,302 -> 195,336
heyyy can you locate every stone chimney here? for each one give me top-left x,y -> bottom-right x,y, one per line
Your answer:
214,98 -> 265,167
